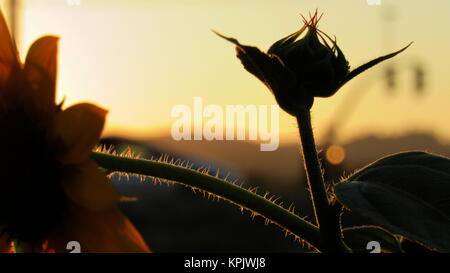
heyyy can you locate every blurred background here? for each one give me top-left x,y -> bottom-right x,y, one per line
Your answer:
3,0 -> 450,252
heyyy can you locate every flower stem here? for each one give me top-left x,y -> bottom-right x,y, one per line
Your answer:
92,152 -> 323,251
296,108 -> 351,253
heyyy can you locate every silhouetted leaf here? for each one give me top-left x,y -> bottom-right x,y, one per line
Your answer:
343,226 -> 402,253
347,151 -> 450,216
335,181 -> 450,252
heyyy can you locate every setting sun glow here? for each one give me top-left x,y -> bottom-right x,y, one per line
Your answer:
8,0 -> 450,145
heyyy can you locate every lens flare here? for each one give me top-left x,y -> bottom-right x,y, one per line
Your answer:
325,144 -> 346,165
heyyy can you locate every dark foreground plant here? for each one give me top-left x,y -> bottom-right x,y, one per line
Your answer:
95,11 -> 448,253
0,9 -> 149,252
210,11 -> 449,253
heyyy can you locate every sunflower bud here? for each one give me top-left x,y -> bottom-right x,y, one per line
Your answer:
215,10 -> 412,116
268,13 -> 349,98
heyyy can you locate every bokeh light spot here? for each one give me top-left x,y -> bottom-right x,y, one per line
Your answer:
325,144 -> 346,165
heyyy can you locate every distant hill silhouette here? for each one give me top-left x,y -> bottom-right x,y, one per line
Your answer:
342,133 -> 450,166
139,131 -> 450,187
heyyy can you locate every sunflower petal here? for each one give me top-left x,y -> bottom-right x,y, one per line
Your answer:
0,10 -> 19,84
46,206 -> 151,253
53,103 -> 107,164
24,36 -> 59,111
63,160 -> 121,211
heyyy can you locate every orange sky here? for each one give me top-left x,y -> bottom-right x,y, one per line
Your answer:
6,0 -> 450,145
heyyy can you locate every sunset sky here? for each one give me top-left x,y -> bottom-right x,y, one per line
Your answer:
6,0 -> 450,145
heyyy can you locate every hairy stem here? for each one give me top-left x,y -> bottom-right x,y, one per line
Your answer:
92,152 -> 323,251
296,109 -> 329,227
296,108 -> 350,252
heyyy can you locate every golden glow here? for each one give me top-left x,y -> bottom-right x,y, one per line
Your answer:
14,0 -> 450,144
326,145 -> 346,165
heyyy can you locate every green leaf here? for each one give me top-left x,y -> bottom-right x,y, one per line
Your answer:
343,226 -> 402,253
347,151 -> 450,216
335,181 -> 450,252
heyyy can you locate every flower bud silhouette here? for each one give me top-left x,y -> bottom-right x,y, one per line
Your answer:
215,10 -> 412,116
267,13 -> 350,99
